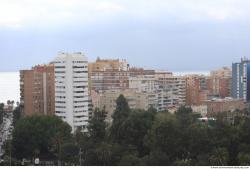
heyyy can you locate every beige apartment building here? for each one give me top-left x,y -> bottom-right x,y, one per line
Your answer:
20,64 -> 55,116
156,72 -> 186,107
128,71 -> 186,112
206,67 -> 232,98
91,89 -> 157,123
88,57 -> 129,73
88,58 -> 130,92
210,67 -> 232,78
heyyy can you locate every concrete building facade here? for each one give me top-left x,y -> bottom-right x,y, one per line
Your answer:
207,67 -> 232,98
232,58 -> 250,104
88,58 -> 130,92
91,89 -> 157,123
204,98 -> 245,116
186,75 -> 208,106
20,64 -> 55,116
53,52 -> 89,132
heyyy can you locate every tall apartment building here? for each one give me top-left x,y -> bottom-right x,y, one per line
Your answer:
129,75 -> 157,93
206,67 -> 232,98
156,72 -> 186,107
210,67 -> 232,78
128,72 -> 186,111
90,70 -> 129,92
129,67 -> 155,77
232,58 -> 250,104
88,58 -> 129,73
186,75 -> 208,106
89,58 -> 130,92
20,64 -> 55,116
53,52 -> 89,132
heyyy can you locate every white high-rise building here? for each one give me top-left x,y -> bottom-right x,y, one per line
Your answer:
53,52 -> 89,132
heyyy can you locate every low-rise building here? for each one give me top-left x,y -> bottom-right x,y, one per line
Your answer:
204,97 -> 245,116
191,105 -> 208,117
92,89 -> 157,123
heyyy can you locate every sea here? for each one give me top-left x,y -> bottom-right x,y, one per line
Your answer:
0,71 -> 210,104
0,72 -> 20,104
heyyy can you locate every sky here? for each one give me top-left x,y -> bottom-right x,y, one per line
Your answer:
1,0 -> 250,72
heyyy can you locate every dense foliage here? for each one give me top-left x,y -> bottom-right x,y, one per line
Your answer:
12,104 -> 21,126
10,115 -> 72,163
0,103 -> 4,125
4,94 -> 250,166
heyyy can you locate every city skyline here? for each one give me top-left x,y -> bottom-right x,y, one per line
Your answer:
1,0 -> 250,71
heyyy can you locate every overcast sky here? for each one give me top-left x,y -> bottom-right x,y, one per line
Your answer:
1,0 -> 250,72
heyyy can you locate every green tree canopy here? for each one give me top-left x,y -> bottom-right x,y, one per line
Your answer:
11,115 -> 72,160
110,94 -> 131,144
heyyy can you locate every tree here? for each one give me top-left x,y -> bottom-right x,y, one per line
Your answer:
187,123 -> 213,165
110,94 -> 131,143
95,142 -> 113,165
238,153 -> 250,166
112,95 -> 131,120
209,148 -> 229,166
11,115 -> 72,162
145,113 -> 181,165
119,154 -> 142,166
77,108 -> 111,166
60,142 -> 79,165
118,109 -> 155,156
12,105 -> 21,126
0,103 -> 4,125
175,106 -> 193,128
87,108 -> 107,142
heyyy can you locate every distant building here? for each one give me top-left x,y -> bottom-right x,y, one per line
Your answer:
156,73 -> 186,111
185,75 -> 208,106
232,58 -> 250,105
20,64 -> 55,116
129,67 -> 155,77
129,75 -> 157,93
204,97 -> 245,116
88,58 -> 129,73
91,89 -> 157,123
207,67 -> 232,98
206,78 -> 231,98
210,67 -> 232,78
90,70 -> 129,92
191,105 -> 208,117
53,52 -> 89,132
128,72 -> 186,112
88,58 -> 130,92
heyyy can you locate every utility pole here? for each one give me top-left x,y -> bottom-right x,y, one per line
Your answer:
9,140 -> 11,166
79,148 -> 82,165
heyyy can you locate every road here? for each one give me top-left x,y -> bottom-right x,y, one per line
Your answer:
0,110 -> 14,157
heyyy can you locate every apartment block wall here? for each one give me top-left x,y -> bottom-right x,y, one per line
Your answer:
20,64 -> 55,116
53,52 -> 89,132
205,98 -> 245,116
92,89 -> 156,123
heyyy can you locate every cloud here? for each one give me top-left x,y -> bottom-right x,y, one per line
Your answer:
0,0 -> 125,29
0,0 -> 250,29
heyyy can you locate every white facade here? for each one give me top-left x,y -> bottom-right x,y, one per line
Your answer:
128,73 -> 186,111
129,75 -> 157,93
191,105 -> 208,117
53,52 -> 89,132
